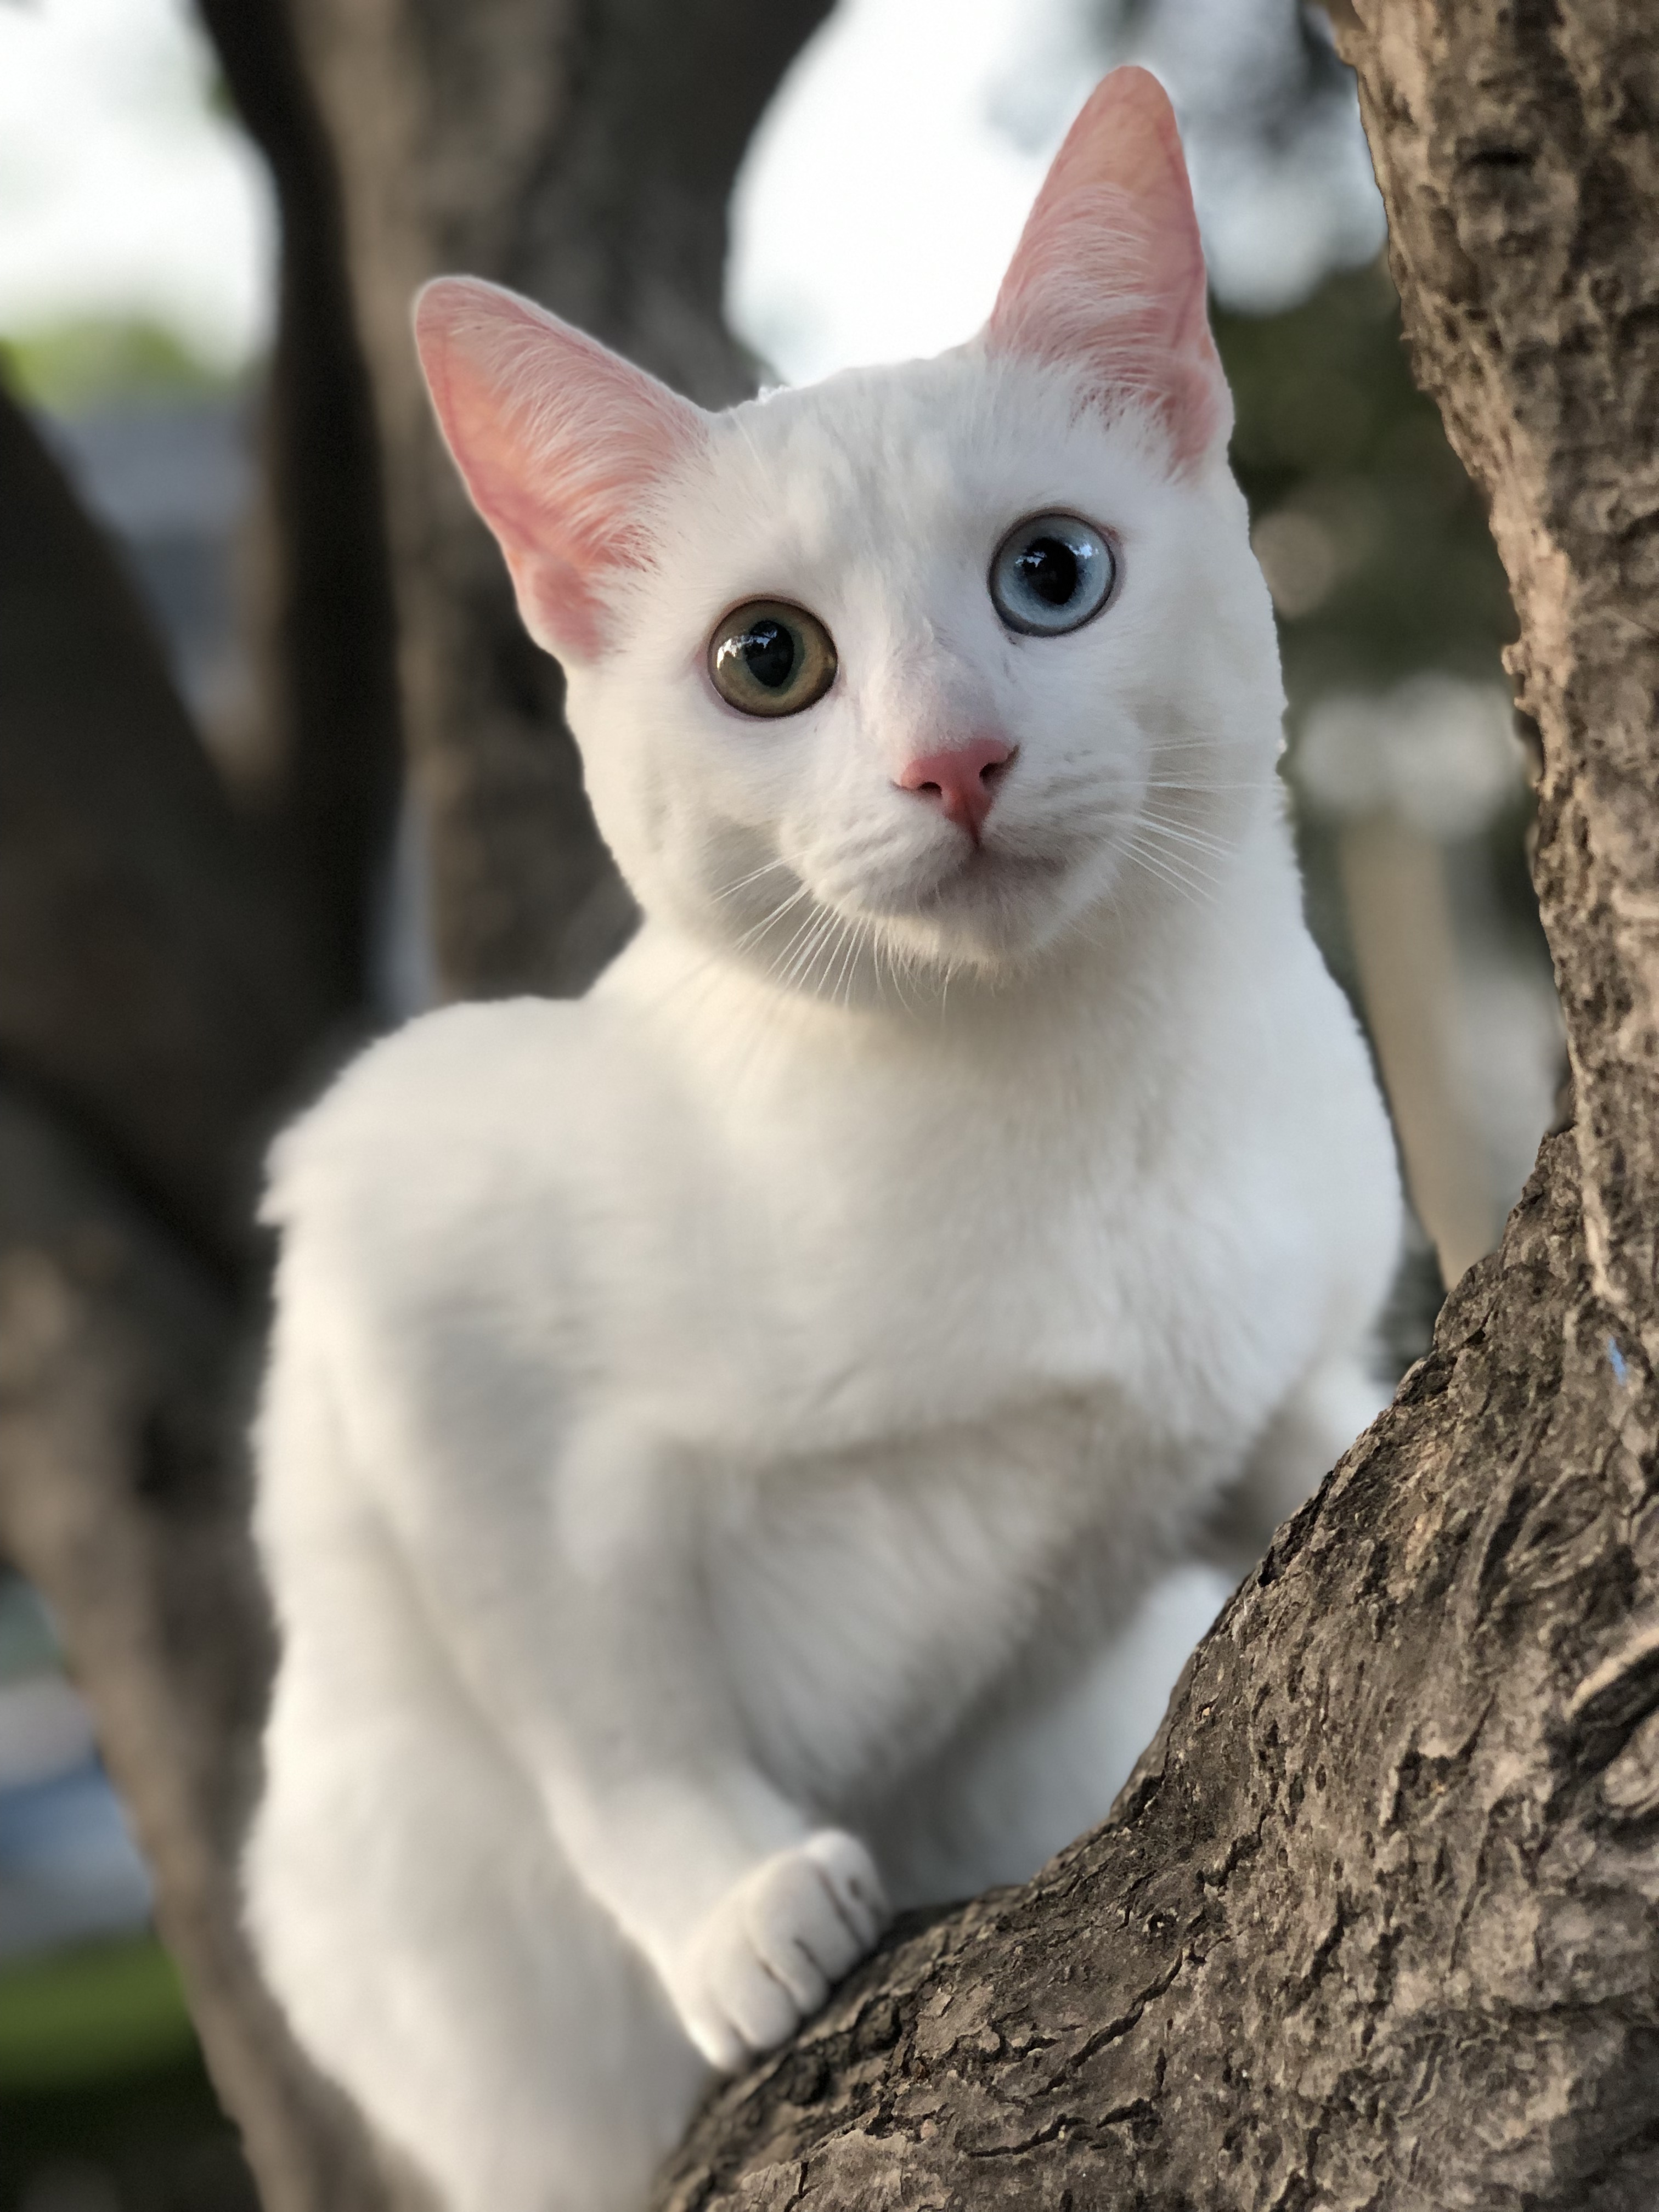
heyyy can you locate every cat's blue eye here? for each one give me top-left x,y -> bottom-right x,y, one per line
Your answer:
989,513 -> 1115,637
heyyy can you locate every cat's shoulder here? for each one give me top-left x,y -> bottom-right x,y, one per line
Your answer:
261,995 -> 640,1240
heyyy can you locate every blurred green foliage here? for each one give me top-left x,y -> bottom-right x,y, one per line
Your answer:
0,320 -> 234,416
0,1942 -> 253,2212
0,1939 -> 194,2091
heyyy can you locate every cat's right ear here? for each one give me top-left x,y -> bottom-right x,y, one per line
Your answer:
414,278 -> 706,661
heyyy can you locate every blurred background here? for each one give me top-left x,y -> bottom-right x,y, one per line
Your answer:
0,0 -> 1558,2204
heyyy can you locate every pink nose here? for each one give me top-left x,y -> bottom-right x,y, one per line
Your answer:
896,737 -> 1014,843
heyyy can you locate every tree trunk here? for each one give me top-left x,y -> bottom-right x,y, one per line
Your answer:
656,7 -> 1659,2207
284,0 -> 837,1001
196,0 -> 406,1029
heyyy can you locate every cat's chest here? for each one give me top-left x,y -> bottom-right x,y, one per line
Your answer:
675,1118 -> 1263,1807
704,1385 -> 1184,1812
642,1071 -> 1279,1470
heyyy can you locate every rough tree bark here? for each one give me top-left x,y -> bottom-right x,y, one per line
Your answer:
285,0 -> 837,1000
655,5 -> 1659,2207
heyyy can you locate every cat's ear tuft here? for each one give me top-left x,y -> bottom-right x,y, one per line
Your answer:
413,277 -> 706,660
986,67 -> 1230,469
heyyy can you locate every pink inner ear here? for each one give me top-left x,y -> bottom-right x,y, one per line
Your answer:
988,67 -> 1229,468
414,278 -> 705,659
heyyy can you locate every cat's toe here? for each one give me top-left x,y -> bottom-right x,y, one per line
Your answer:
743,1855 -> 850,2007
706,1937 -> 805,2058
802,1829 -> 889,1951
670,1832 -> 890,2070
676,1992 -> 753,2076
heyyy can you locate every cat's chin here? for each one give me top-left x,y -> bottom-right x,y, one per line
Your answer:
849,850 -> 1098,983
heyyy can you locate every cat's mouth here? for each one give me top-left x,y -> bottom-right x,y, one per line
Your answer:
832,837 -> 1085,975
719,820 -> 1099,988
908,827 -> 1073,900
823,847 -> 1052,932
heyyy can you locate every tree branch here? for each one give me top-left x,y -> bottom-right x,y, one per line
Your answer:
1331,0 -> 1659,1368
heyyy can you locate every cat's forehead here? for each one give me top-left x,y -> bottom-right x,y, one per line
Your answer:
670,350 -> 1166,581
732,361 -> 983,528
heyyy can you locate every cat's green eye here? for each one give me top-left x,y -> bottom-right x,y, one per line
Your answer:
708,600 -> 838,718
990,512 -> 1115,636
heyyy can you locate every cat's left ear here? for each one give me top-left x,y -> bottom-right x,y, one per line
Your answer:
986,67 -> 1231,470
414,277 -> 706,660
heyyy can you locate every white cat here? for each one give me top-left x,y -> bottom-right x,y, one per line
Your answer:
243,66 -> 1400,2212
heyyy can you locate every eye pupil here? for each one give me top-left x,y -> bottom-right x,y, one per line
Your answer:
708,600 -> 838,718
741,619 -> 796,689
989,512 -> 1114,636
1015,537 -> 1079,607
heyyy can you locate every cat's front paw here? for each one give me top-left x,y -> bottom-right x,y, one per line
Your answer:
667,1831 -> 890,2072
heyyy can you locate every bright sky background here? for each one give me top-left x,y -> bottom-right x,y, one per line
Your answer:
726,0 -> 1102,384
730,0 -> 1386,381
0,0 -> 1384,388
0,0 -> 273,369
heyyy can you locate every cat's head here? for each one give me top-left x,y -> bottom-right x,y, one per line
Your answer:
414,67 -> 1283,995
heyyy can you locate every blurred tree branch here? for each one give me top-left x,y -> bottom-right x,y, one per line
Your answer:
0,1084 -> 403,2212
198,0 -> 405,1028
0,373 -> 408,2212
0,392 -> 327,1269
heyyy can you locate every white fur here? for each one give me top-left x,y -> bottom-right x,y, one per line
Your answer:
244,337 -> 1401,2212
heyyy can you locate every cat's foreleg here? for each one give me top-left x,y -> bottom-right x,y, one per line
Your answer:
383,1419 -> 891,2072
252,1328 -> 716,2212
250,1665 -> 709,2212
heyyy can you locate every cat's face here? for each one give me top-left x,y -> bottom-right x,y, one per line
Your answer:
415,66 -> 1284,992
574,353 -> 1279,983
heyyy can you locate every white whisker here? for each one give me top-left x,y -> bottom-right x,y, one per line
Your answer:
1135,813 -> 1234,867
834,916 -> 869,1008
764,899 -> 826,990
1121,836 -> 1216,908
733,880 -> 813,956
712,855 -> 794,905
802,912 -> 844,999
781,907 -> 838,996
